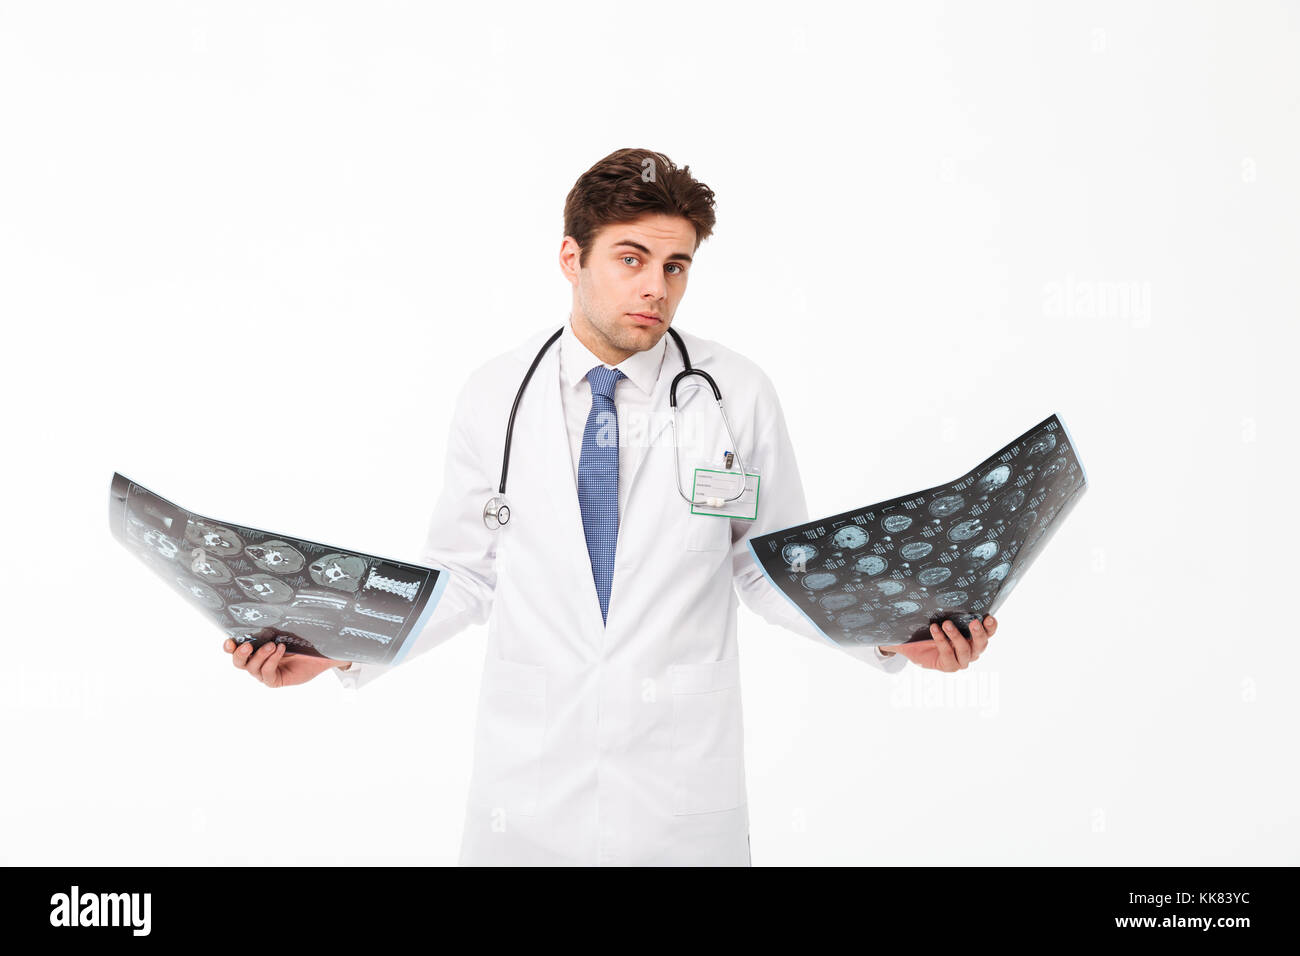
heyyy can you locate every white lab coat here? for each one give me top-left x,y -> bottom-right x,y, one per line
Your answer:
337,324 -> 906,865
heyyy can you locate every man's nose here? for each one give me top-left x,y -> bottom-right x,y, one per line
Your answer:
640,274 -> 667,301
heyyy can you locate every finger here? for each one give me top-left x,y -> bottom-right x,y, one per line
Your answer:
223,638 -> 235,655
261,643 -> 289,687
241,641 -> 277,679
251,642 -> 285,684
232,640 -> 256,670
251,642 -> 284,685
943,620 -> 972,668
968,617 -> 990,658
983,615 -> 998,637
930,623 -> 959,672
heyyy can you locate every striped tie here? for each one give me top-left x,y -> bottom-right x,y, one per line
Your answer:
578,365 -> 625,625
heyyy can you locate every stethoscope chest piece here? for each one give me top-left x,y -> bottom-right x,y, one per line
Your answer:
483,495 -> 511,530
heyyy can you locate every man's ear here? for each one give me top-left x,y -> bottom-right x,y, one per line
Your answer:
558,236 -> 583,286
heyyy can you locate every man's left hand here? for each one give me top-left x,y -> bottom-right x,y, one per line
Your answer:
882,615 -> 998,671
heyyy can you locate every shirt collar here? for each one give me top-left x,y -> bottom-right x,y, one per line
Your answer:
559,313 -> 667,397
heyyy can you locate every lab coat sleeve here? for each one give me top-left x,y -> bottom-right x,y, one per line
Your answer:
335,377 -> 498,690
729,372 -> 907,675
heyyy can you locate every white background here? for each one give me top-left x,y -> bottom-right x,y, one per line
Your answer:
1,0 -> 1294,865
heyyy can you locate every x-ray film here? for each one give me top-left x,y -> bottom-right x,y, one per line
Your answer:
747,413 -> 1087,657
108,473 -> 448,666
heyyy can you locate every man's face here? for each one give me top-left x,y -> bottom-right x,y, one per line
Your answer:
561,212 -> 696,363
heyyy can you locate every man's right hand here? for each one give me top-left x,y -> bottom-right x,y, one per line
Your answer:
222,630 -> 348,688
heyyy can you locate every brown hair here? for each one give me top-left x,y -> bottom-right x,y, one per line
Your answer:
563,148 -> 717,268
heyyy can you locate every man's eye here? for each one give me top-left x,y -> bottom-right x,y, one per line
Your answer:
622,256 -> 638,266
666,263 -> 684,275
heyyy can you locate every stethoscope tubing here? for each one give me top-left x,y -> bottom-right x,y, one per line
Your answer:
485,324 -> 748,529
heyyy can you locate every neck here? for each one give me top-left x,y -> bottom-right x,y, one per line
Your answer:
571,310 -> 636,366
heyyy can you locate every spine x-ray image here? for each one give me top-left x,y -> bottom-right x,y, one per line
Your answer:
108,473 -> 448,666
747,413 -> 1087,655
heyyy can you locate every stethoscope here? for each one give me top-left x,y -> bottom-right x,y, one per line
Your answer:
483,325 -> 748,530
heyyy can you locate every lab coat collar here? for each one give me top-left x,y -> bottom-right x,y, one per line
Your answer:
559,314 -> 669,397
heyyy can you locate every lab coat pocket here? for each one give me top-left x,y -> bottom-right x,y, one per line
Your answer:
669,656 -> 745,815
683,514 -> 730,551
469,655 -> 547,817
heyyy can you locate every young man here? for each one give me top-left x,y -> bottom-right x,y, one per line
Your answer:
223,148 -> 997,865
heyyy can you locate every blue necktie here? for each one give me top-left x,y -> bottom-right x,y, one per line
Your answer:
578,365 -> 625,626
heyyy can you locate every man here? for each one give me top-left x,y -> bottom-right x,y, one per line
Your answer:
221,148 -> 998,865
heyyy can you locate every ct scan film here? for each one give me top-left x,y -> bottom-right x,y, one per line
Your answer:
748,413 -> 1087,653
109,473 -> 448,666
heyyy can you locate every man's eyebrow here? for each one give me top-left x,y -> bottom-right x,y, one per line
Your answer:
611,240 -> 693,263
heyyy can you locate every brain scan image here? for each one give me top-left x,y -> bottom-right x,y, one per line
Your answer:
985,562 -> 1012,583
185,519 -> 243,556
928,495 -> 965,518
310,553 -> 367,592
245,540 -> 306,575
836,610 -> 875,628
175,576 -> 224,610
846,628 -> 883,644
111,474 -> 446,667
142,529 -> 180,561
747,414 -> 1087,653
123,512 -> 175,557
226,626 -> 264,645
854,555 -> 888,575
975,465 -> 1011,495
997,489 -> 1026,512
801,572 -> 838,591
235,573 -> 293,604
227,603 -> 285,627
1039,456 -> 1067,485
1010,509 -> 1039,543
917,566 -> 952,586
782,543 -> 818,569
831,526 -> 869,550
963,541 -> 999,566
1025,433 -> 1057,457
882,514 -> 913,532
187,550 -> 234,585
900,541 -> 933,561
946,519 -> 984,542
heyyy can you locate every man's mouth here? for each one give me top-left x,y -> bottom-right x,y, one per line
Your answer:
630,312 -> 662,325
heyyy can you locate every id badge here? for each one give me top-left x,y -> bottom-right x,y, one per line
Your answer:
690,467 -> 760,520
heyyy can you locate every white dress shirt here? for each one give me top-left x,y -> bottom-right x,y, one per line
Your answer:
557,313 -> 673,508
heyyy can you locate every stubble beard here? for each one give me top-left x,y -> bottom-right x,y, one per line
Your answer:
578,288 -> 663,356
